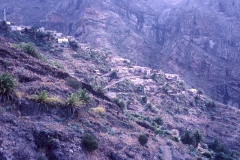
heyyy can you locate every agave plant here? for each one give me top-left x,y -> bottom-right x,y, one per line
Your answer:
36,90 -> 49,103
77,89 -> 91,103
0,72 -> 18,101
67,93 -> 82,115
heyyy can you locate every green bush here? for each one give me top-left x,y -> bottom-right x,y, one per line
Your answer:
141,96 -> 147,105
138,134 -> 148,146
154,116 -> 163,125
209,139 -> 220,151
65,78 -> 82,90
67,93 -> 81,107
206,101 -> 216,107
181,130 -> 193,145
113,98 -> 126,111
36,90 -> 49,103
69,40 -> 79,51
193,129 -> 203,146
37,155 -> 48,160
109,70 -> 118,79
202,152 -> 212,159
21,42 -> 39,58
214,152 -> 234,160
197,89 -> 204,97
0,21 -> 10,31
95,85 -> 106,94
0,72 -> 18,95
77,89 -> 91,103
81,134 -> 99,152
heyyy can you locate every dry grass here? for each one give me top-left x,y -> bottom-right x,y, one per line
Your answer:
15,90 -> 26,99
28,94 -> 65,106
45,96 -> 65,105
92,106 -> 106,114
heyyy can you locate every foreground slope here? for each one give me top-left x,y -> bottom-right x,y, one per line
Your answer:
0,37 -> 194,160
0,26 -> 239,159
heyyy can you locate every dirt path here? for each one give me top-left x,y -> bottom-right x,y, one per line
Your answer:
104,76 -> 140,89
163,145 -> 172,160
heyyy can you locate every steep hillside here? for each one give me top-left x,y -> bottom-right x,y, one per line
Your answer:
0,37 -> 176,160
0,23 -> 239,159
2,0 -> 240,107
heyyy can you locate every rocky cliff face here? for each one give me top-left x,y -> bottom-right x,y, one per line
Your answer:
2,0 -> 240,107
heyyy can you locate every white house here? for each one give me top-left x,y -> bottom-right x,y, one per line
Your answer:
165,74 -> 179,81
10,25 -> 22,31
118,68 -> 129,74
45,30 -> 56,35
58,37 -> 69,44
143,69 -> 151,76
66,36 -> 75,41
55,32 -> 62,38
20,25 -> 31,30
37,27 -> 45,33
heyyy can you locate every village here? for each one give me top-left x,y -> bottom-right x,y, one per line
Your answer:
1,9 -> 86,46
1,9 -> 187,95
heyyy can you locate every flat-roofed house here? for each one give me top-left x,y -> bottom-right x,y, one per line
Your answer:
55,32 -> 62,38
58,37 -> 69,44
66,36 -> 75,41
10,25 -> 22,31
37,27 -> 45,33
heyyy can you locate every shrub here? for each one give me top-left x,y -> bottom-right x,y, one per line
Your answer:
65,78 -> 82,90
181,130 -> 193,145
95,85 -> 106,94
3,61 -> 9,68
36,31 -> 51,39
0,72 -> 18,96
51,61 -> 66,71
197,89 -> 204,97
145,103 -> 153,110
206,101 -> 216,107
214,152 -> 234,160
81,134 -> 99,152
36,90 -> 49,103
0,21 -> 10,31
209,139 -> 220,151
69,40 -> 79,51
77,89 -> 91,103
37,155 -> 48,160
21,42 -> 39,58
154,116 -> 163,125
113,98 -> 126,111
202,152 -> 212,159
172,137 -> 180,142
193,129 -> 203,147
141,96 -> 147,105
109,70 -> 118,79
67,93 -> 81,107
138,134 -> 148,146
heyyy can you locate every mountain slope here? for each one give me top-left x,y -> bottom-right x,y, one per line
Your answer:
2,0 -> 240,107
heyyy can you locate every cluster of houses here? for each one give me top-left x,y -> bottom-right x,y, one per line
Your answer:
10,25 -> 75,44
111,57 -> 152,76
1,9 -> 81,45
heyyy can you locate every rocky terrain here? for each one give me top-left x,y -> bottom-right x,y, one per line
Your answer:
0,24 -> 239,159
2,0 -> 240,107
